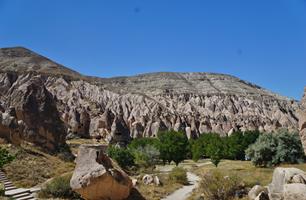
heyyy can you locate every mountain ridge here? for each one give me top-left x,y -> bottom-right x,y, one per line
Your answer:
0,46 -> 300,149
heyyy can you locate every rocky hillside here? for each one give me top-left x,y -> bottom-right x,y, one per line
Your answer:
299,87 -> 306,154
0,47 -> 300,149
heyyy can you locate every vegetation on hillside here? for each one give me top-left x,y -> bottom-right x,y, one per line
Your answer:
0,147 -> 15,168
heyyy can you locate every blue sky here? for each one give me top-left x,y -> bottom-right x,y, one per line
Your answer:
0,0 -> 306,99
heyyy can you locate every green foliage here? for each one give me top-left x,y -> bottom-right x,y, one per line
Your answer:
190,131 -> 260,163
158,130 -> 189,165
190,133 -> 218,161
128,138 -> 159,150
246,131 -> 304,167
107,146 -> 135,169
128,138 -> 160,168
205,134 -> 225,167
224,131 -> 260,160
0,183 -> 4,196
40,173 -> 82,199
0,147 -> 15,168
199,170 -> 242,200
169,167 -> 188,185
132,145 -> 160,168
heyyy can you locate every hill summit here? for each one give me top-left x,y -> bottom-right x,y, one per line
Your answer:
0,47 -> 299,149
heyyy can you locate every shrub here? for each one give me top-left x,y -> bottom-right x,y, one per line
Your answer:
132,144 -> 160,168
246,131 -> 304,167
0,183 -> 4,196
169,167 -> 188,185
199,170 -> 242,200
0,147 -> 15,168
107,146 -> 134,169
128,138 -> 159,150
39,173 -> 82,199
158,131 -> 189,165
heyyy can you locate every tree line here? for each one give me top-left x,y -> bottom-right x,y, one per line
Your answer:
107,129 -> 305,169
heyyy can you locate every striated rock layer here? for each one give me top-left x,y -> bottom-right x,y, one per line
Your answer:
299,87 -> 306,154
0,47 -> 300,148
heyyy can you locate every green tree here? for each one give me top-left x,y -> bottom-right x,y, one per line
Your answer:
107,146 -> 134,169
245,131 -> 304,167
205,134 -> 225,167
158,130 -> 189,165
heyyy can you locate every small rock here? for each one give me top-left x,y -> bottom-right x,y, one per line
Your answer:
132,178 -> 138,187
154,176 -> 161,186
142,174 -> 154,185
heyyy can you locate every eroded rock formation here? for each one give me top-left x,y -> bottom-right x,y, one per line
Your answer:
0,47 -> 300,148
299,87 -> 306,154
70,144 -> 133,200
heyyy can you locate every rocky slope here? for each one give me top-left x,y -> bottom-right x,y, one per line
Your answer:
0,47 -> 300,149
299,87 -> 306,154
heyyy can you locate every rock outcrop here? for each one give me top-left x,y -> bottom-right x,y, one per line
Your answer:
299,87 -> 306,154
250,167 -> 306,200
0,47 -> 300,147
268,168 -> 306,199
70,144 -> 133,200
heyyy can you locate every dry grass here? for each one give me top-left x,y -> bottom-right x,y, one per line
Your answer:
136,173 -> 182,200
2,144 -> 75,188
188,160 -> 306,200
193,160 -> 306,187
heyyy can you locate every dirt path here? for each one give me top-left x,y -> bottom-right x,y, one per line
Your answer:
161,172 -> 200,200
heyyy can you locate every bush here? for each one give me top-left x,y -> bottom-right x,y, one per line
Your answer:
107,146 -> 134,169
39,173 -> 82,199
199,170 -> 242,200
132,144 -> 160,168
0,183 -> 4,196
246,131 -> 304,167
158,131 -> 189,165
128,138 -> 159,150
0,148 -> 15,168
169,167 -> 188,185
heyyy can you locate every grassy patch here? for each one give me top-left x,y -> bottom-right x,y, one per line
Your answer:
136,173 -> 182,200
39,173 -> 82,199
2,144 -> 75,188
188,160 -> 306,200
193,160 -> 306,187
169,167 -> 188,185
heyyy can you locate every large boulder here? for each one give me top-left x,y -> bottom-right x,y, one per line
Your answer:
70,144 -> 133,200
268,167 -> 306,200
299,86 -> 306,154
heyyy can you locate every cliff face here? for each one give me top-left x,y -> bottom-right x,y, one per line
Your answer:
299,87 -> 306,154
0,47 -> 300,149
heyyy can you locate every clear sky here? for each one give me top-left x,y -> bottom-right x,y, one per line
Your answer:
0,0 -> 306,99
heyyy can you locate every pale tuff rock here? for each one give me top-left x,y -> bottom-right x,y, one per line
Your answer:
299,87 -> 306,154
268,168 -> 306,200
70,144 -> 133,200
248,185 -> 268,200
0,47 -> 300,148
